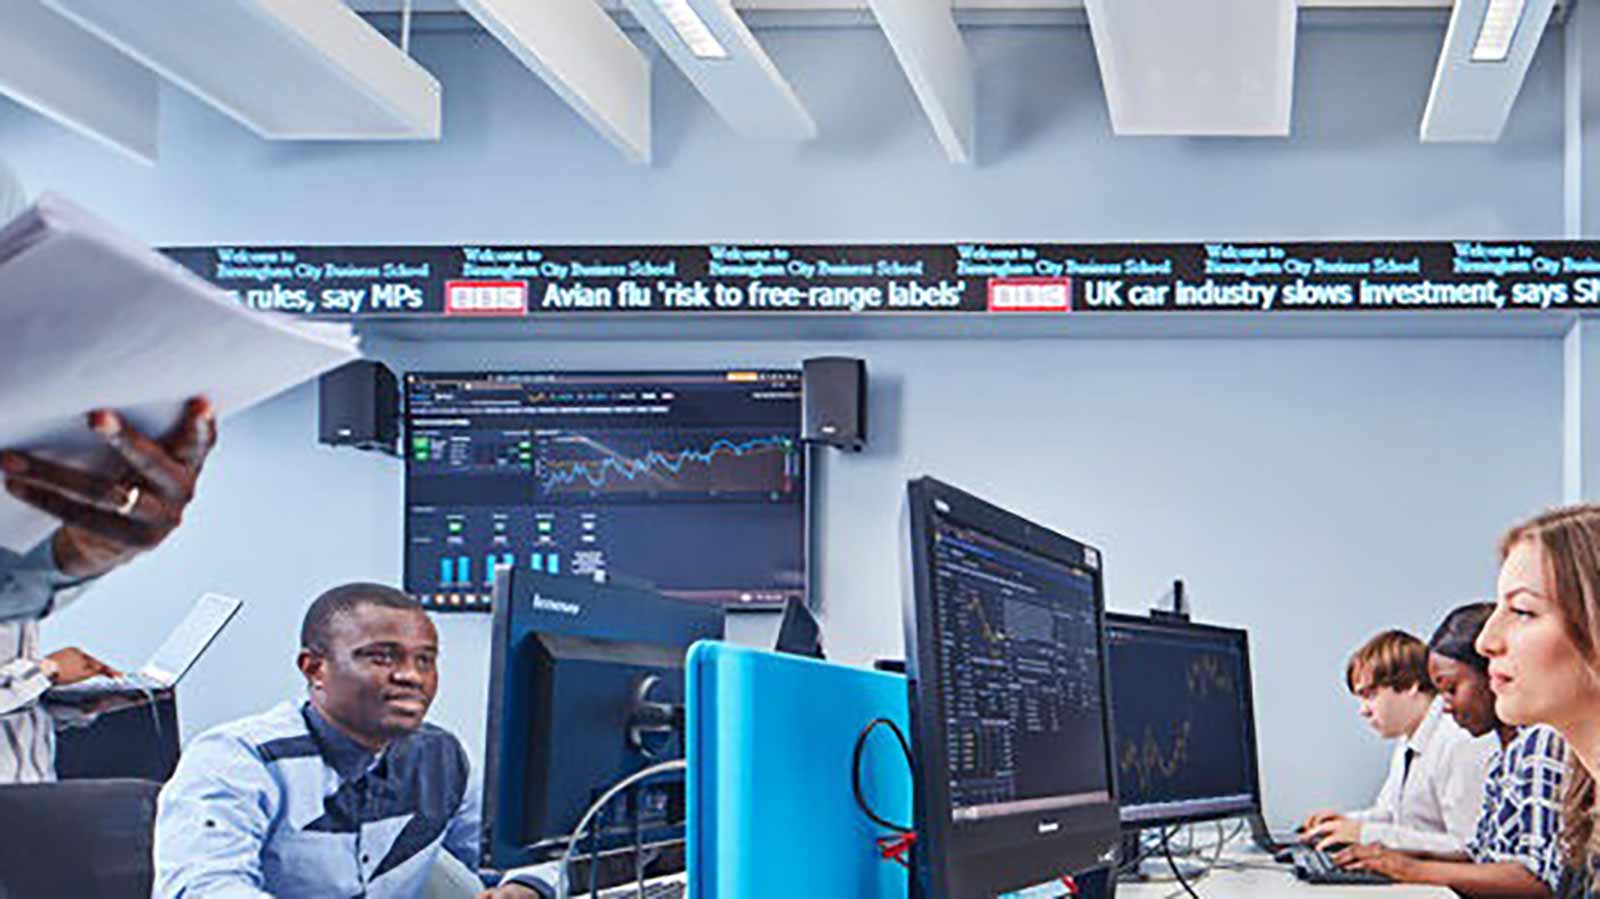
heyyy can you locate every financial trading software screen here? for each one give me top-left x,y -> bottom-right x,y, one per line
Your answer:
1106,618 -> 1258,824
404,371 -> 806,610
931,520 -> 1111,823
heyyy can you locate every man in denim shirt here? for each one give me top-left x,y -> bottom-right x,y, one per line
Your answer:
154,583 -> 543,898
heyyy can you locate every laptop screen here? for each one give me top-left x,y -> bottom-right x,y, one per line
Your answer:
144,593 -> 242,683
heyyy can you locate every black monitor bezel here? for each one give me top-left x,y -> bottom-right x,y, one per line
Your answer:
482,568 -> 725,871
402,368 -> 810,611
901,477 -> 1122,899
1103,611 -> 1265,830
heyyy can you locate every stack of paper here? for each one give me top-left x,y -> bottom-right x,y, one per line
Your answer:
0,193 -> 359,551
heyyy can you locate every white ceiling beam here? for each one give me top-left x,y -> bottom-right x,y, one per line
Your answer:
1563,0 -> 1599,236
458,0 -> 652,164
44,0 -> 441,141
1083,0 -> 1297,136
618,0 -> 816,140
0,1 -> 158,165
1420,0 -> 1558,141
867,0 -> 975,163
347,1 -> 1475,15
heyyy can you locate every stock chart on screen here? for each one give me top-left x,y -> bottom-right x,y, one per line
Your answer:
404,370 -> 806,611
1105,615 -> 1260,824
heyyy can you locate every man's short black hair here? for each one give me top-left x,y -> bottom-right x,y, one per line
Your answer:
301,582 -> 424,654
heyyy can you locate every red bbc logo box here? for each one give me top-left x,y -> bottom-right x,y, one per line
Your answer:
445,280 -> 528,317
986,277 -> 1073,312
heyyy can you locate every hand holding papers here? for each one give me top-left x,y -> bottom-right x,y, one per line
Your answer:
2,398 -> 215,578
0,194 -> 358,555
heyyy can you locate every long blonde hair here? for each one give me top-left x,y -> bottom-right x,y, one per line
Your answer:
1500,504 -> 1600,875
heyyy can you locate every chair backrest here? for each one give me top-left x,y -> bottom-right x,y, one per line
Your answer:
0,778 -> 161,899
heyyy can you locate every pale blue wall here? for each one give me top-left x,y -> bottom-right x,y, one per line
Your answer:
0,21 -> 1575,822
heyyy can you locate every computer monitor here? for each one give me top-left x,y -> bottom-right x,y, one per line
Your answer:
901,477 -> 1121,899
1104,613 -> 1263,829
482,568 -> 726,874
404,370 -> 807,612
774,596 -> 824,659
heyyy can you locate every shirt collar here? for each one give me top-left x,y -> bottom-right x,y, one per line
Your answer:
1406,695 -> 1445,754
301,701 -> 383,782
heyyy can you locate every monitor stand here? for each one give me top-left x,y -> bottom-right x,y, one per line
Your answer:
1248,811 -> 1296,853
1115,827 -> 1208,884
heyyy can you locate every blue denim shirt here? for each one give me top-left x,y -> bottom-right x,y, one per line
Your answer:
0,539 -> 87,623
154,701 -> 490,898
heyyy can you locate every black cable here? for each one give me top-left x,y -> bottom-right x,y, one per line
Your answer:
1161,827 -> 1203,899
851,718 -> 914,834
1119,826 -> 1177,877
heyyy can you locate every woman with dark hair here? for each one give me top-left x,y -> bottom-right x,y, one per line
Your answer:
1334,602 -> 1567,898
1427,604 -> 1506,745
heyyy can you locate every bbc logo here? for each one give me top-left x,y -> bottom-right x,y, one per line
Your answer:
445,280 -> 528,316
987,278 -> 1071,312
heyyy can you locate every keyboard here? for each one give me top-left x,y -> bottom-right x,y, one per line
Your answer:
593,876 -> 685,899
1291,847 -> 1394,886
47,672 -> 167,702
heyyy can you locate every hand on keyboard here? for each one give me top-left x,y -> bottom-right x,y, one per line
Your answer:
1291,847 -> 1394,886
1329,843 -> 1419,884
42,647 -> 120,686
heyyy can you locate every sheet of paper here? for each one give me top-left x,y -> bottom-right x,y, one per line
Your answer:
0,193 -> 358,551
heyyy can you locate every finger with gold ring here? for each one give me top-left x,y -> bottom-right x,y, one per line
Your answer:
115,484 -> 141,516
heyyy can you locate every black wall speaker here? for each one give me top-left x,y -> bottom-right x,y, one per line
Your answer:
318,360 -> 399,455
802,356 -> 867,452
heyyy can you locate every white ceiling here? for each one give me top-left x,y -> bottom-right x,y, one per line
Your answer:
348,0 -> 1463,10
0,0 -> 1567,168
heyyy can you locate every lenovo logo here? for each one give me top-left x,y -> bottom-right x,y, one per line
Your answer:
1037,820 -> 1061,835
531,595 -> 581,616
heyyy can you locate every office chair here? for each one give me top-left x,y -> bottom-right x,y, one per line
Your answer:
0,778 -> 161,899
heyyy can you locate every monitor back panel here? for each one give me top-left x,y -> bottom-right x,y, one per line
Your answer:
687,643 -> 911,899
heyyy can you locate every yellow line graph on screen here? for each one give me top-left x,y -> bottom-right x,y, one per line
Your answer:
1185,654 -> 1236,700
962,595 -> 1004,645
1119,720 -> 1193,794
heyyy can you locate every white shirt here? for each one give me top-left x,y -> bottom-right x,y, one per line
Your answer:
0,542 -> 97,783
1348,696 -> 1498,856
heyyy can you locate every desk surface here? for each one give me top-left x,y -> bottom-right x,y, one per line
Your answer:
1112,846 -> 1454,899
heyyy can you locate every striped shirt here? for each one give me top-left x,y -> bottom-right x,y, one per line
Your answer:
1468,724 -> 1568,890
0,168 -> 82,784
0,540 -> 96,784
